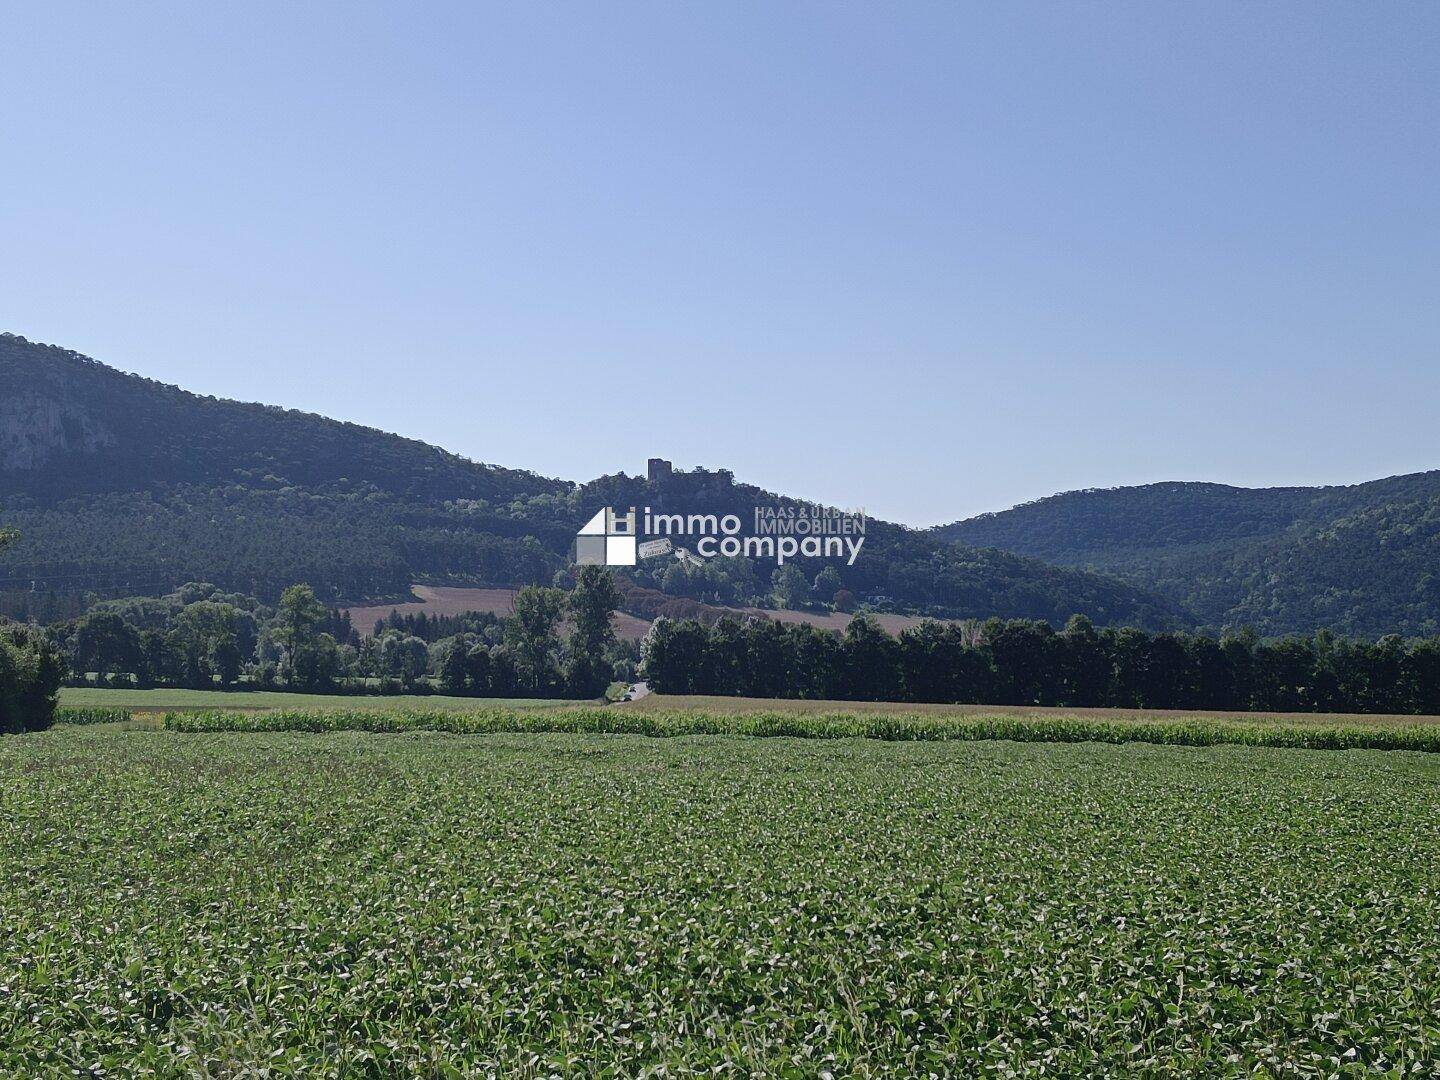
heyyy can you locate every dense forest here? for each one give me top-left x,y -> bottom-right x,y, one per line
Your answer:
936,476 -> 1440,637
1,333 -> 1180,628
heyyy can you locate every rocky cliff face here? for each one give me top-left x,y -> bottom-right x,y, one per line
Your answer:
0,390 -> 114,471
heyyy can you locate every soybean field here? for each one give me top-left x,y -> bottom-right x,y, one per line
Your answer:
2,726 -> 1438,1076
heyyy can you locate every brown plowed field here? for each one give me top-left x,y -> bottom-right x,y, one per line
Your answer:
345,585 -> 651,641
346,584 -> 947,641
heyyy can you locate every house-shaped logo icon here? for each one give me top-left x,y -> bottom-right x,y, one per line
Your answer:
575,507 -> 637,566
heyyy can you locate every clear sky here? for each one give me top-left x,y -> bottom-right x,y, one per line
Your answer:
2,2 -> 1437,525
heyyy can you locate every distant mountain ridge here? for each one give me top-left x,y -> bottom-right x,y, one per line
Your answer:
935,474 -> 1440,637
0,333 -> 1181,629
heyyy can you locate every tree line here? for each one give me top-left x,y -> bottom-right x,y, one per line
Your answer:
44,568 -> 635,700
10,558 -> 1440,723
639,614 -> 1440,715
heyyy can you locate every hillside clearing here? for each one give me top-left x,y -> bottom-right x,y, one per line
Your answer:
342,583 -> 946,641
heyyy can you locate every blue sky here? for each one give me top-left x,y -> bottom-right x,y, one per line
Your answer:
2,2 -> 1437,524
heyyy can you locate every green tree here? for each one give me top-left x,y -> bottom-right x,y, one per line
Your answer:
1058,614 -> 1108,707
897,619 -> 989,704
377,632 -> 429,690
569,567 -> 621,655
466,644 -> 493,694
812,565 -> 842,607
72,612 -> 142,680
771,565 -> 810,610
836,616 -> 901,701
504,586 -> 565,693
210,637 -> 244,686
170,601 -> 244,687
137,629 -> 177,688
639,617 -> 711,694
740,617 -> 791,698
433,634 -> 476,694
789,622 -> 841,699
564,567 -> 622,697
985,619 -> 1060,706
275,584 -> 328,687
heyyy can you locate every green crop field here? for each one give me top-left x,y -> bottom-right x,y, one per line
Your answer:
3,726 -> 1439,1076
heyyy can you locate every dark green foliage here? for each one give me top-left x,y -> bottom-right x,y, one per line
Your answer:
1,334 -> 1182,627
274,585 -> 334,690
13,331 -> 1437,639
567,567 -> 620,655
0,485 -> 563,605
940,481 -> 1320,558
373,633 -> 429,690
770,564 -> 810,609
937,476 -> 1440,636
502,586 -> 566,694
46,576 -> 628,700
562,567 -> 626,696
0,623 -> 63,733
834,615 -> 901,701
558,570 -> 633,696
604,466 -> 1184,627
372,609 -> 499,643
0,334 -> 559,502
641,613 -> 1440,715
54,582 -> 272,689
426,635 -> 488,695
70,611 -> 142,677
0,332 -> 572,604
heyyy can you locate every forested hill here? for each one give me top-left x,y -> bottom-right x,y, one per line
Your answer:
0,333 -> 1182,629
0,334 -> 563,501
576,468 -> 1185,630
0,333 -> 571,607
934,475 -> 1440,637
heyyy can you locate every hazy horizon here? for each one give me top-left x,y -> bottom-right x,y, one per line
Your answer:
4,2 -> 1438,525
